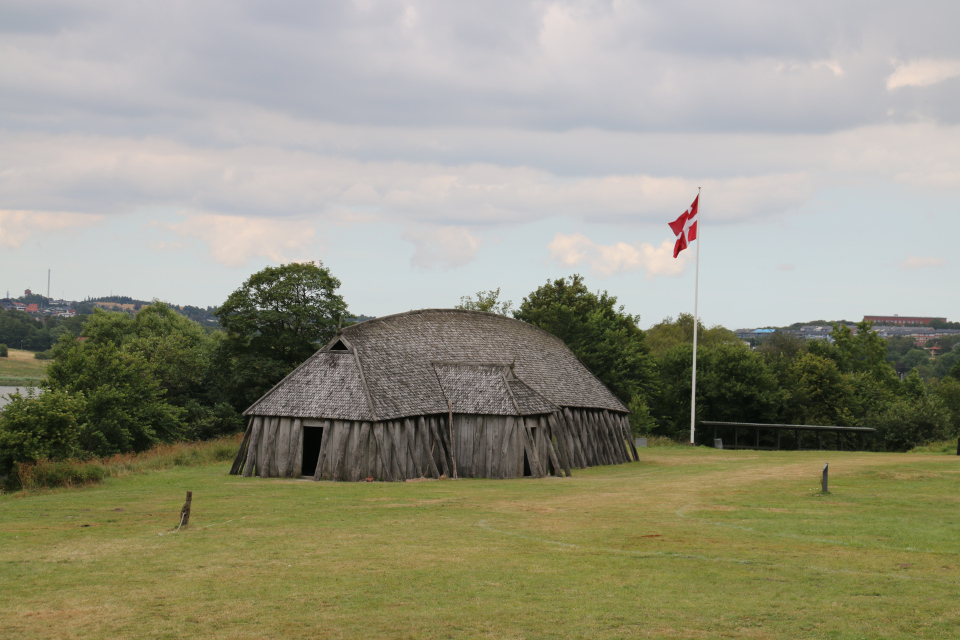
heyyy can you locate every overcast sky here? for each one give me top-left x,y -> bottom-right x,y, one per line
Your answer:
1,0 -> 957,328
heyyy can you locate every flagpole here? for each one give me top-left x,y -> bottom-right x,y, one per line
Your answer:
689,187 -> 701,445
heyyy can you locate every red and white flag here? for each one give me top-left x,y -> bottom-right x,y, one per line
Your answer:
668,195 -> 699,258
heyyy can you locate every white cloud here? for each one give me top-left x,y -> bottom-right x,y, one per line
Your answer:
0,210 -> 103,249
887,59 -> 960,89
547,233 -> 688,279
403,226 -> 481,270
899,255 -> 947,270
775,263 -> 795,272
163,213 -> 319,268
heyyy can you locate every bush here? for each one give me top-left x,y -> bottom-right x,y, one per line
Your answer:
866,396 -> 950,452
6,434 -> 242,491
0,389 -> 87,477
33,350 -> 52,360
0,343 -> 7,357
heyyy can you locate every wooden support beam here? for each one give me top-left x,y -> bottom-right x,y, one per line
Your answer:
419,417 -> 441,479
287,419 -> 303,477
520,418 -> 544,477
352,422 -> 372,481
404,418 -> 423,478
331,421 -> 351,482
230,419 -> 253,475
387,421 -> 407,481
312,420 -> 332,481
259,418 -> 278,478
540,415 -> 565,477
372,422 -> 396,481
500,416 -> 516,479
242,416 -> 262,477
447,401 -> 458,479
429,417 -> 451,478
546,413 -> 572,476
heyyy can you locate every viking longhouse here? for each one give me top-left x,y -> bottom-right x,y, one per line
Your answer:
229,309 -> 638,481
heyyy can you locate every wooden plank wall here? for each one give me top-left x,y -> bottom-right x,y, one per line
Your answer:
230,409 -> 637,480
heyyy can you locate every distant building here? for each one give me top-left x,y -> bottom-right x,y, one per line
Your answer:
24,289 -> 32,296
864,315 -> 946,326
25,303 -> 39,314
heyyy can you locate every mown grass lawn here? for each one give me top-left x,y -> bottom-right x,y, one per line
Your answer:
1,447 -> 959,639
0,348 -> 49,385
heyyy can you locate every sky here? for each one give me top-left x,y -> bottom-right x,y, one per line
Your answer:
1,0 -> 958,329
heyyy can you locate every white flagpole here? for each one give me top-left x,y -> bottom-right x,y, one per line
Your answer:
689,187 -> 701,445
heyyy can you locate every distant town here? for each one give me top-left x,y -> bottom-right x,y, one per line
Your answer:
737,315 -> 960,356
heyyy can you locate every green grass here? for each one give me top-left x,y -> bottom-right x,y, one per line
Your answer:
2,448 -> 959,639
0,348 -> 49,386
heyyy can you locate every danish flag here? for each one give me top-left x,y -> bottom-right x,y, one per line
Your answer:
669,195 -> 699,258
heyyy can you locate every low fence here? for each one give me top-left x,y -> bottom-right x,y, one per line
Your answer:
699,421 -> 877,451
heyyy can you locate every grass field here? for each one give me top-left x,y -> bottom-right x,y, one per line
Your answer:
0,348 -> 49,386
1,447 -> 959,639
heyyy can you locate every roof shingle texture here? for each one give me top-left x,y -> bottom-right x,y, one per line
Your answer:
246,309 -> 627,420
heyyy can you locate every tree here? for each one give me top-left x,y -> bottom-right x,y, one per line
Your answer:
213,262 -> 348,412
933,377 -> 960,437
0,389 -> 86,476
456,288 -> 513,315
654,342 -> 781,440
514,275 -> 657,418
46,338 -> 183,456
782,353 -> 855,427
646,313 -> 741,359
216,262 -> 347,368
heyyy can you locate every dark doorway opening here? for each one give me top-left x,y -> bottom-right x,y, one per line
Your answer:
523,450 -> 531,477
302,426 -> 325,476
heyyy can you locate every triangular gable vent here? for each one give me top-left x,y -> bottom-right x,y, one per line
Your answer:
330,339 -> 349,351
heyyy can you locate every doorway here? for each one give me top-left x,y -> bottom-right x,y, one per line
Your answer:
301,426 -> 325,476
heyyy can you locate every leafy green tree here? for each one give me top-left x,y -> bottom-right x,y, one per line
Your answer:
645,313 -> 741,359
46,339 -> 183,456
216,262 -> 347,369
0,343 -> 7,357
514,275 -> 657,417
933,377 -> 960,437
654,342 -> 781,440
213,262 -> 348,412
0,389 -> 86,475
456,288 -> 514,315
782,353 -> 855,427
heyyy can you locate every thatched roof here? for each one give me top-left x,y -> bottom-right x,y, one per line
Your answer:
244,309 -> 628,421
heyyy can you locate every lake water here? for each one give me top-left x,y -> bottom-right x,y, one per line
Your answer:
0,386 -> 39,408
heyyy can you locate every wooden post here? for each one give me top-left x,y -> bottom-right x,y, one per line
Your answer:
178,491 -> 192,530
230,420 -> 253,475
447,400 -> 458,479
331,421 -> 351,481
817,431 -> 822,450
821,463 -> 829,494
429,417 -> 451,478
312,421 -> 332,481
242,416 -> 262,477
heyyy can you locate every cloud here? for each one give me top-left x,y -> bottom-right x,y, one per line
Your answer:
899,255 -> 947,270
0,210 -> 103,249
887,59 -> 960,89
775,263 -> 795,272
547,233 -> 688,280
163,213 -> 319,268
403,226 -> 481,270
0,133 -> 817,228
